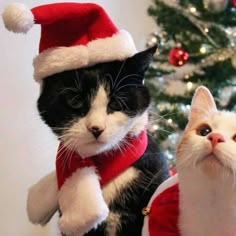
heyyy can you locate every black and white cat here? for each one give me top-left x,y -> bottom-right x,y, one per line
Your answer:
28,46 -> 169,236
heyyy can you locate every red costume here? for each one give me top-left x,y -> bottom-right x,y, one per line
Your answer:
56,130 -> 148,189
142,175 -> 180,236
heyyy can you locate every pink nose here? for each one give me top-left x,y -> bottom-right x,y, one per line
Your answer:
207,133 -> 225,147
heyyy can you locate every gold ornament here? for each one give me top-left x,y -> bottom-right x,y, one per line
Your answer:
142,207 -> 150,216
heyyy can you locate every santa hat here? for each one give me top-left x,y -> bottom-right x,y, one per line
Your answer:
2,2 -> 137,81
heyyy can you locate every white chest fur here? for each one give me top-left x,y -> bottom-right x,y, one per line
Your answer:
178,171 -> 236,236
102,167 -> 139,235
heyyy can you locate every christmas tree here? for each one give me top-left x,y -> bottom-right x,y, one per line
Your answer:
146,0 -> 236,166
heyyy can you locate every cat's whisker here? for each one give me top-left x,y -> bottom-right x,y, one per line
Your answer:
148,106 -> 179,117
74,70 -> 81,90
57,144 -> 72,161
61,148 -> 74,176
104,73 -> 114,90
141,166 -> 170,194
113,60 -> 127,89
58,86 -> 80,95
116,96 -> 129,110
114,74 -> 143,90
232,167 -> 236,188
176,155 -> 192,168
51,126 -> 69,131
147,127 -> 174,136
148,113 -> 180,125
38,110 -> 47,115
113,83 -> 142,94
69,94 -> 82,104
113,97 -> 125,110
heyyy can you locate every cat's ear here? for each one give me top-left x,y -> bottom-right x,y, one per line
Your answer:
189,86 -> 217,123
126,45 -> 157,74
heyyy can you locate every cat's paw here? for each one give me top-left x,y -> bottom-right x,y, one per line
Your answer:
58,167 -> 109,235
59,199 -> 109,235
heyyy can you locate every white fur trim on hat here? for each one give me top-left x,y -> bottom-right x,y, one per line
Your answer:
2,3 -> 34,33
33,30 -> 137,81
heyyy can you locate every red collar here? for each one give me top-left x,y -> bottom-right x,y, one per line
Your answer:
56,130 -> 147,189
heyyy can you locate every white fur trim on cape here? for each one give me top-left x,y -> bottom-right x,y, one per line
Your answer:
2,3 -> 34,33
33,30 -> 137,81
142,174 -> 179,236
27,171 -> 58,225
58,167 -> 109,235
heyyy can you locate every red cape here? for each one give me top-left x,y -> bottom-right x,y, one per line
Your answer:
142,175 -> 180,236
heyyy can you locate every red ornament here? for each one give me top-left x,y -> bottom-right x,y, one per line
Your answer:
231,0 -> 236,7
168,47 -> 189,66
169,164 -> 177,176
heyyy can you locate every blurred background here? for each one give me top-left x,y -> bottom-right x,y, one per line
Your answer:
0,0 -> 155,235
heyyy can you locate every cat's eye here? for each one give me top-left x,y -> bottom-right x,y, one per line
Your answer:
232,134 -> 236,142
196,124 -> 212,136
108,98 -> 122,112
67,99 -> 83,109
65,94 -> 83,109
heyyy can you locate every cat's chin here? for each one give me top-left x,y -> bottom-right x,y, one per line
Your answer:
198,154 -> 225,177
76,143 -> 110,158
202,154 -> 223,165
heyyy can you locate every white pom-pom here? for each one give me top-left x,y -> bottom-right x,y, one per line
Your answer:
2,3 -> 34,33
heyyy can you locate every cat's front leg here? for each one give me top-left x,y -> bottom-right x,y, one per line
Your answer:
58,166 -> 109,236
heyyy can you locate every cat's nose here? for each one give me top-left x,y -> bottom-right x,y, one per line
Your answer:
207,133 -> 225,147
88,126 -> 104,139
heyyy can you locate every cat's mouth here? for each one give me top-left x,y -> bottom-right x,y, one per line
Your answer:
201,153 -> 224,166
90,139 -> 107,144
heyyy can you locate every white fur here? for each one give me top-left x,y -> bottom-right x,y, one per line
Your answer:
86,86 -> 108,133
58,166 -> 109,235
27,165 -> 140,233
105,212 -> 121,236
188,86 -> 217,128
2,3 -> 34,33
178,171 -> 236,236
62,85 -> 148,158
27,171 -> 58,225
177,86 -> 236,236
33,30 -> 137,81
103,167 -> 140,204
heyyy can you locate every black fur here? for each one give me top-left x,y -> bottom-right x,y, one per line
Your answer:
37,46 -> 169,236
83,135 -> 169,236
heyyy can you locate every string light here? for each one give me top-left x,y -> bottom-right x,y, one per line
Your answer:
152,125 -> 159,130
187,82 -> 193,91
184,74 -> 190,79
218,55 -> 225,61
200,46 -> 207,54
189,6 -> 197,13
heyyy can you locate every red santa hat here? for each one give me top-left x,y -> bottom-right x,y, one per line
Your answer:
2,2 -> 137,81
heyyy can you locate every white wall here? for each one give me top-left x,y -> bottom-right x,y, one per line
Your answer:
0,1 -> 156,235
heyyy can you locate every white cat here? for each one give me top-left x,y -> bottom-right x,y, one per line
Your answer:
177,86 -> 236,236
142,86 -> 236,236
